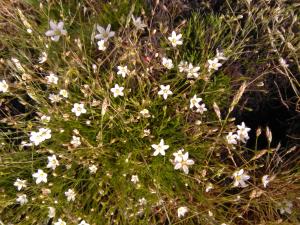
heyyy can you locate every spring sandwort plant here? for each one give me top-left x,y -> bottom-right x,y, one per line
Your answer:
0,0 -> 299,224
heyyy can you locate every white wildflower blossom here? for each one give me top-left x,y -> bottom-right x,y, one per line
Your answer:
279,57 -> 288,68
132,16 -> 147,30
47,155 -> 59,170
0,80 -> 9,93
54,218 -> 66,225
208,58 -> 222,72
46,72 -> 58,84
237,122 -> 251,143
196,103 -> 207,114
49,94 -> 62,103
186,63 -> 200,79
14,178 -> 27,191
48,207 -> 56,218
16,194 -> 28,205
151,139 -> 169,156
190,95 -> 202,109
232,169 -> 250,188
226,132 -> 238,145
279,200 -> 293,214
168,31 -> 183,47
205,183 -> 214,192
89,165 -> 98,174
262,175 -> 270,188
110,84 -> 124,97
71,135 -> 81,148
178,61 -> 189,72
177,206 -> 188,218
173,149 -> 185,162
30,128 -> 51,146
95,24 -> 115,41
174,152 -> 194,174
71,103 -> 87,117
78,220 -> 90,225
59,89 -> 69,98
32,169 -> 48,184
97,40 -> 107,51
117,65 -> 129,78
38,52 -> 48,64
45,20 -> 67,42
41,115 -> 51,123
158,85 -> 172,100
140,109 -> 151,118
162,57 -> 174,69
65,188 -> 76,202
131,175 -> 139,184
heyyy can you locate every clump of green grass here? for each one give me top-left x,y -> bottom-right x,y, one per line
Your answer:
0,0 -> 299,224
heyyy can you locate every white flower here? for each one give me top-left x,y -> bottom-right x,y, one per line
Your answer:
30,128 -> 52,146
89,165 -> 98,174
71,103 -> 87,117
279,200 -> 293,214
110,84 -> 124,97
65,188 -> 76,202
168,31 -> 183,47
196,103 -> 207,114
48,207 -> 56,218
38,52 -> 48,64
226,132 -> 238,145
232,169 -> 250,188
151,139 -> 169,156
0,80 -> 9,93
49,94 -> 62,103
41,115 -> 51,123
132,16 -> 147,30
177,206 -> 188,218
186,63 -> 200,78
173,149 -> 185,162
54,218 -> 66,225
131,175 -> 139,184
32,169 -> 48,184
158,85 -> 173,100
140,109 -> 151,118
216,49 -> 228,61
178,61 -> 189,72
262,175 -> 270,188
47,155 -> 59,170
78,220 -> 90,225
46,72 -> 58,84
14,179 -> 27,191
237,122 -> 251,143
97,40 -> 107,51
95,24 -> 115,41
139,197 -> 147,205
45,20 -> 67,42
190,95 -> 202,109
117,65 -> 129,78
208,58 -> 222,72
205,183 -> 213,192
59,89 -> 69,98
162,57 -> 174,69
71,135 -> 81,148
279,57 -> 288,68
174,152 -> 194,174
16,194 -> 28,205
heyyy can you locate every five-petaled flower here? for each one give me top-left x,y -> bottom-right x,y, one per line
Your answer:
14,178 -> 27,191
72,103 -> 87,117
208,58 -> 222,72
95,24 -> 115,41
177,206 -> 188,218
190,95 -> 202,109
132,16 -> 147,30
168,31 -> 183,47
174,152 -> 194,174
110,84 -> 124,97
158,85 -> 173,100
151,139 -> 169,156
47,155 -> 59,170
232,169 -> 250,188
65,188 -> 76,202
117,65 -> 129,78
32,169 -> 48,184
45,20 -> 67,42
237,122 -> 251,143
162,57 -> 174,69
